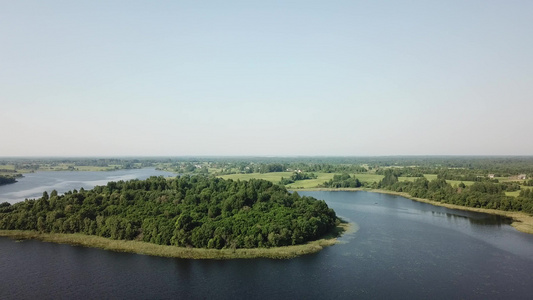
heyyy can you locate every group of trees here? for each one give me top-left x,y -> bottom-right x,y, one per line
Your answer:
379,175 -> 533,213
279,172 -> 318,185
257,163 -> 285,173
0,175 -> 17,186
378,170 -> 398,188
523,180 -> 533,187
322,174 -> 363,188
0,176 -> 338,249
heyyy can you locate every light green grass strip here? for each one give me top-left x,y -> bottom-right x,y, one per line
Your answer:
0,222 -> 350,259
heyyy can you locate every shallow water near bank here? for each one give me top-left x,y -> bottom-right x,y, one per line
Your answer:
2,190 -> 533,299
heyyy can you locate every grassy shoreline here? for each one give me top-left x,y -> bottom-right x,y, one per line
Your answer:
292,187 -> 533,235
0,222 -> 351,260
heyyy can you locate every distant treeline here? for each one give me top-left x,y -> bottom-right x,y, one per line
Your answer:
0,176 -> 338,249
3,156 -> 533,177
205,157 -> 533,177
378,170 -> 533,213
217,162 -> 368,175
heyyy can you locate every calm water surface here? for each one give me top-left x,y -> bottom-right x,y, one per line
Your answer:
1,190 -> 533,299
0,168 -> 175,204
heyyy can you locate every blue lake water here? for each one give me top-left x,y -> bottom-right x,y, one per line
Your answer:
0,168 -> 175,204
1,183 -> 533,299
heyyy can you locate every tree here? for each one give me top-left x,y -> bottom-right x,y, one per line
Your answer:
379,170 -> 398,188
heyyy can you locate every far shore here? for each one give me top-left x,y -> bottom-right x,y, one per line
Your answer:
0,222 -> 352,260
291,187 -> 533,235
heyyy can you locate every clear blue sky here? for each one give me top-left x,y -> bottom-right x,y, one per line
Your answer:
1,1 -> 532,156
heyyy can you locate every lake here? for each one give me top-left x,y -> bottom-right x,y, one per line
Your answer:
1,184 -> 533,298
0,168 -> 176,204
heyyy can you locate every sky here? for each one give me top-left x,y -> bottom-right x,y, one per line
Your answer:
1,1 -> 532,157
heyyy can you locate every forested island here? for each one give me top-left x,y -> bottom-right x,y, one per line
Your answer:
0,176 -> 343,258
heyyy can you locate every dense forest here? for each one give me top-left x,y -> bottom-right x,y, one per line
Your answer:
0,176 -> 338,249
378,170 -> 533,213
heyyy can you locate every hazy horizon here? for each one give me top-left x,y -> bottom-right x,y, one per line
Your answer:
2,1 -> 532,156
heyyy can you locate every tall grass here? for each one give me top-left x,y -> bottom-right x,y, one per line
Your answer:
0,223 -> 350,260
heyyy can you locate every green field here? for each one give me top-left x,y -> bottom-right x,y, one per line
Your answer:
446,180 -> 475,187
219,172 -> 293,183
494,176 -> 529,184
0,165 -> 16,170
353,174 -> 384,184
219,173 -> 434,188
208,167 -> 224,174
286,173 -> 336,189
399,174 -> 476,187
506,191 -> 521,197
423,174 -> 438,181
219,172 -> 527,196
219,172 -> 384,188
0,164 -> 32,175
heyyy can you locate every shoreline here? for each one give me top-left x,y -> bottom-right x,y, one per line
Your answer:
292,187 -> 533,235
0,222 -> 351,260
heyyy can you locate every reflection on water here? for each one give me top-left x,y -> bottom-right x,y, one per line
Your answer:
430,211 -> 513,226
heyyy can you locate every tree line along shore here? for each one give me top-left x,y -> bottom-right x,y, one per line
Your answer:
285,169 -> 533,235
